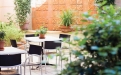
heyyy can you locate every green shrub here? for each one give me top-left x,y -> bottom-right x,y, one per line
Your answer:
0,30 -> 6,41
58,5 -> 121,75
95,0 -> 115,8
0,22 -> 24,46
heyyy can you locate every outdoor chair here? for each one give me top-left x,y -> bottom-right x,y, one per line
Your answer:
25,34 -> 40,49
10,39 -> 25,50
59,34 -> 71,49
22,44 -> 43,75
10,39 -> 28,59
59,34 -> 71,62
10,40 -> 44,75
42,40 -> 62,70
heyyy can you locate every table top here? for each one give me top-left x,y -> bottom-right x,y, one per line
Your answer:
0,47 -> 27,55
25,36 -> 61,42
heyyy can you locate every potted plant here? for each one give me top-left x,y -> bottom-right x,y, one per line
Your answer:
35,26 -> 47,39
0,21 -> 24,46
0,31 -> 6,51
59,9 -> 75,32
14,0 -> 31,30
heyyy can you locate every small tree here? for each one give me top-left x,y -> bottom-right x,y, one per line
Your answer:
14,0 -> 31,26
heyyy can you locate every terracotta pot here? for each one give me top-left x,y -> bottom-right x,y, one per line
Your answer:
20,22 -> 29,30
59,25 -> 70,29
39,34 -> 45,39
59,25 -> 72,33
0,40 -> 5,51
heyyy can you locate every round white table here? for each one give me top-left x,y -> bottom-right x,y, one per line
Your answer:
0,47 -> 27,71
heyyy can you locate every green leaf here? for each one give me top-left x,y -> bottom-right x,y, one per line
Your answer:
78,38 -> 87,46
98,52 -> 108,57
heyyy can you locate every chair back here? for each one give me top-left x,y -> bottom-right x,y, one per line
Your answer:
10,39 -> 17,47
44,41 -> 61,49
28,44 -> 43,55
25,34 -> 39,43
59,34 -> 71,42
25,34 -> 39,37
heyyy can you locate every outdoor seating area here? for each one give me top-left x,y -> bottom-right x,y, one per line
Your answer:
0,31 -> 72,75
0,0 -> 121,75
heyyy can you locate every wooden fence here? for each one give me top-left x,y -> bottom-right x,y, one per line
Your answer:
32,0 -> 96,30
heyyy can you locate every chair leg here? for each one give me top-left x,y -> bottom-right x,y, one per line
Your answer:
29,66 -> 32,75
41,55 -> 47,74
24,65 -> 26,75
61,48 -> 63,71
30,56 -> 34,70
56,56 -> 57,65
28,58 -> 32,75
20,66 -> 22,75
58,56 -> 61,66
61,57 -> 62,71
24,57 -> 32,75
16,66 -> 19,74
56,50 -> 57,67
47,56 -> 49,63
40,55 -> 43,75
45,55 -> 47,74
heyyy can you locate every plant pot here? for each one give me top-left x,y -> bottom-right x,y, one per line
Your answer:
59,26 -> 72,33
20,22 -> 29,30
39,34 -> 45,39
0,40 -> 5,51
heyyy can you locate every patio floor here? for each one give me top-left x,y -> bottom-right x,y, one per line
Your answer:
21,54 -> 67,75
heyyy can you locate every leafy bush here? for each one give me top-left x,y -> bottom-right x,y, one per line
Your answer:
95,0 -> 115,8
0,22 -> 24,46
0,31 -> 6,41
58,5 -> 121,75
